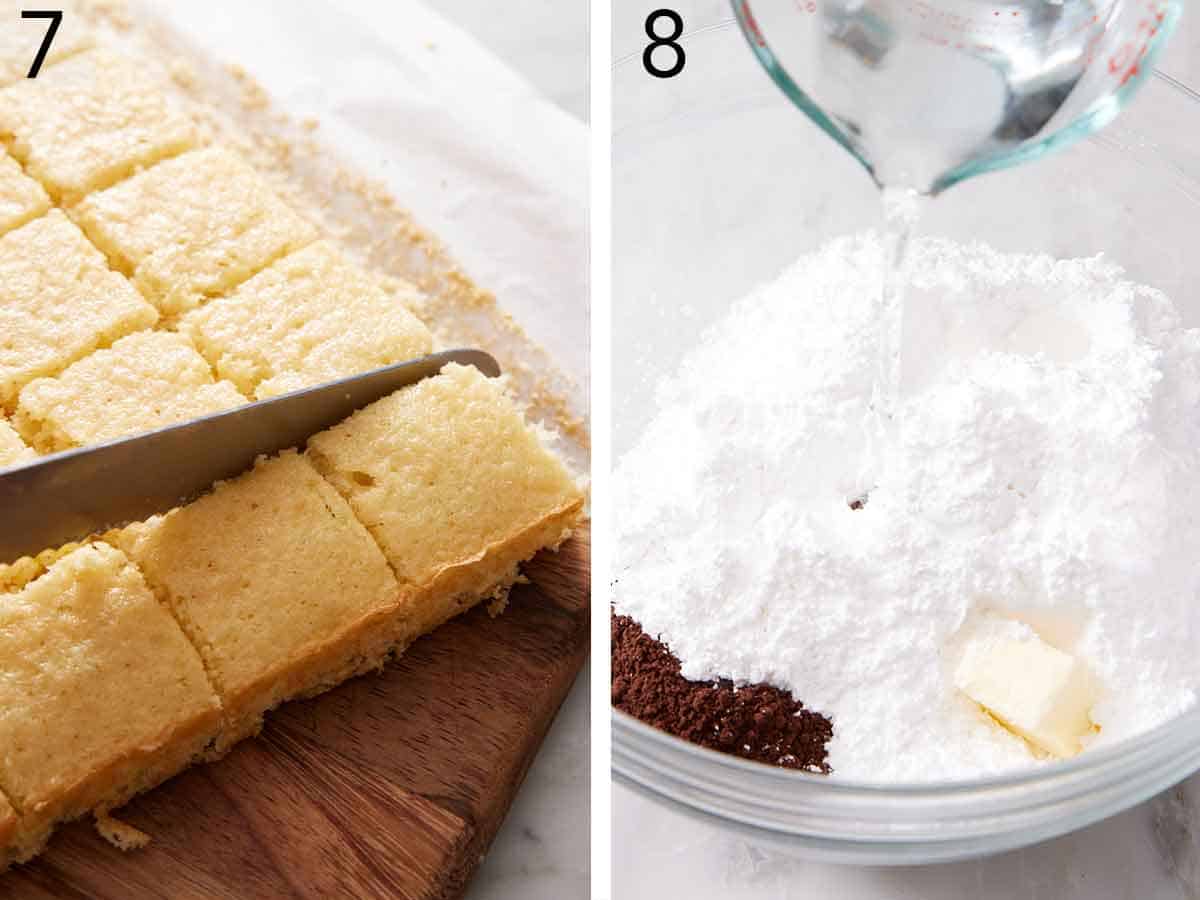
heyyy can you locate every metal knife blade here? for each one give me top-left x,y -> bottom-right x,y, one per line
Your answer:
0,348 -> 500,564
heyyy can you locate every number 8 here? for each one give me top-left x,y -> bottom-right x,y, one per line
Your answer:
643,9 -> 685,79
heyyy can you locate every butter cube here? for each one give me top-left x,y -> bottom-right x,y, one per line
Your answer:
955,634 -> 1096,758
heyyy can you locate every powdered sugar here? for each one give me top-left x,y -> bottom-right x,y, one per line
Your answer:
613,233 -> 1200,782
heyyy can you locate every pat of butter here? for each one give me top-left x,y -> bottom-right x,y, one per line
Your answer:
955,634 -> 1096,758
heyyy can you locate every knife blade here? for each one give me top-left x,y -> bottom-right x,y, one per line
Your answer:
0,348 -> 500,564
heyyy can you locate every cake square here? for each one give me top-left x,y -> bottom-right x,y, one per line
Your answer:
15,330 -> 247,453
0,1 -> 92,88
307,363 -> 583,635
115,451 -> 402,745
0,153 -> 48,235
0,542 -> 220,866
0,417 -> 32,467
75,147 -> 317,317
0,210 -> 157,411
0,48 -> 197,202
180,241 -> 434,399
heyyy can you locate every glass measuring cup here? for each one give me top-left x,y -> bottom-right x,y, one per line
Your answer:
733,0 -> 1182,194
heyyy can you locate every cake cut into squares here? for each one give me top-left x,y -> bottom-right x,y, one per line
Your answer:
0,153 -> 48,235
0,210 -> 157,411
0,542 -> 220,867
115,451 -> 403,746
15,330 -> 247,453
0,417 -> 33,468
0,48 -> 197,202
0,1 -> 92,88
180,241 -> 434,399
75,147 -> 317,317
307,363 -> 584,636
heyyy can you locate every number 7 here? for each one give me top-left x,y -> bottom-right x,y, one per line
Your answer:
22,9 -> 62,79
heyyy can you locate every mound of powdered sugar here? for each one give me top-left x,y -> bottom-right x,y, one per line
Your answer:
613,233 -> 1200,782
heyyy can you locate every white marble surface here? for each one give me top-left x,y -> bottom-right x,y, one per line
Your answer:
418,4 -> 591,898
612,3 -> 1200,899
469,661 -> 590,900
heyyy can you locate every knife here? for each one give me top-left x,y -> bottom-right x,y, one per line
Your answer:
0,348 -> 500,564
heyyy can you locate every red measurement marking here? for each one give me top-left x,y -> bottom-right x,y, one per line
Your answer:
1107,7 -> 1165,88
740,0 -> 767,47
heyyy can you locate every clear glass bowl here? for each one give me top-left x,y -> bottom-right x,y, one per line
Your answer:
612,15 -> 1200,864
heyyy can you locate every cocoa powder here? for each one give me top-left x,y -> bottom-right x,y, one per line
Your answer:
611,613 -> 832,772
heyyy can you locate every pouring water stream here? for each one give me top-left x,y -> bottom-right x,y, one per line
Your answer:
733,0 -> 1181,497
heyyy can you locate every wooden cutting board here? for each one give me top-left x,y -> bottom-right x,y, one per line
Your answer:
2,528 -> 590,900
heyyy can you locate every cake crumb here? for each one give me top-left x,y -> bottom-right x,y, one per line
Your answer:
94,811 -> 151,851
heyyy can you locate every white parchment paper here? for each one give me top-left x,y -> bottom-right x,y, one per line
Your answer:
135,0 -> 589,403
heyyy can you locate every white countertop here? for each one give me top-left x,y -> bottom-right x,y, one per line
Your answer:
612,3 -> 1200,899
422,3 -> 590,898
